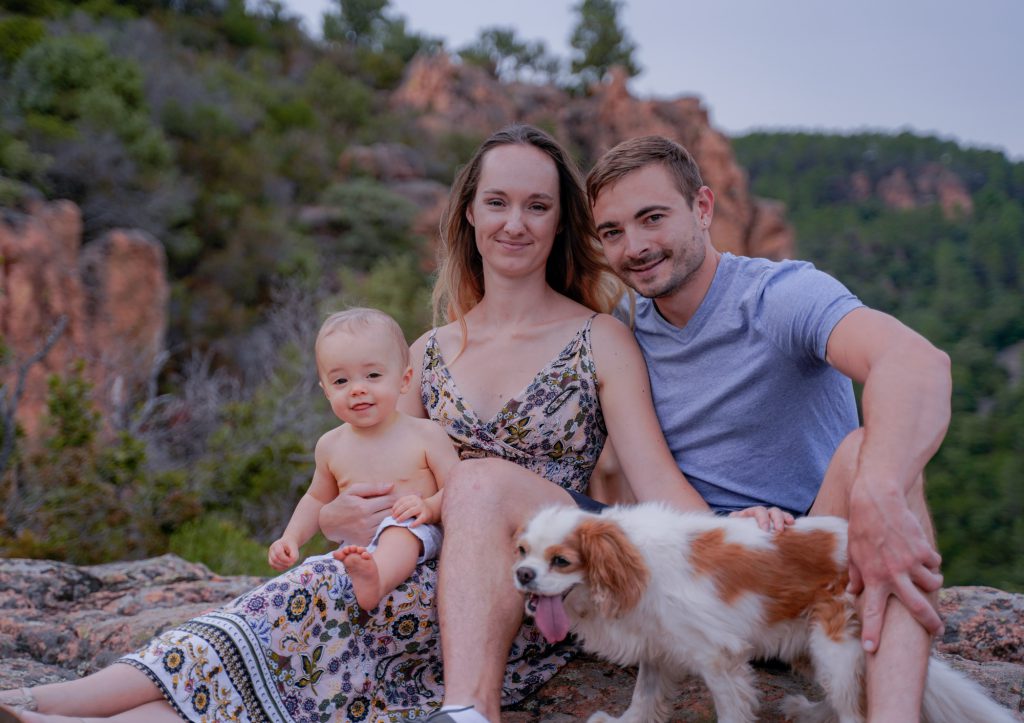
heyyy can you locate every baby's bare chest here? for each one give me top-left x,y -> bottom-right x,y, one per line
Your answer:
330,443 -> 436,496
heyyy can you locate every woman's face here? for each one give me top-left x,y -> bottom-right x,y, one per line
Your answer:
467,143 -> 561,282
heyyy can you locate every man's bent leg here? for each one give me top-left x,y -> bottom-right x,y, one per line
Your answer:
436,459 -> 576,722
809,429 -> 936,723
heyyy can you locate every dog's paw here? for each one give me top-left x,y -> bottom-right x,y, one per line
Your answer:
585,712 -> 618,723
779,694 -> 837,723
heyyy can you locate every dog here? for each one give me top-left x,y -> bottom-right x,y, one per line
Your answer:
512,503 -> 1015,723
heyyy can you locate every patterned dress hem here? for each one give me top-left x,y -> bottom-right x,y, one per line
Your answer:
116,658 -> 192,723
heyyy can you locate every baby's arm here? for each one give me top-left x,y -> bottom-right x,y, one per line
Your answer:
392,422 -> 459,527
269,434 -> 340,570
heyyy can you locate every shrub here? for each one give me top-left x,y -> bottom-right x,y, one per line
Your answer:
318,178 -> 420,270
10,34 -> 172,174
168,515 -> 272,576
0,16 -> 46,67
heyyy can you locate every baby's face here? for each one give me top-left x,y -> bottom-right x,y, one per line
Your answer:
317,330 -> 411,429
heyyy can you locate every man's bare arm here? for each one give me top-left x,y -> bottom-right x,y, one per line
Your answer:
826,307 -> 950,650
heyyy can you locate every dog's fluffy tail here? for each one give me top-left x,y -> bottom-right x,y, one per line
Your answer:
923,657 -> 1018,723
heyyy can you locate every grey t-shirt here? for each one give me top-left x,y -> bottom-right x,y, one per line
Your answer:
631,253 -> 863,515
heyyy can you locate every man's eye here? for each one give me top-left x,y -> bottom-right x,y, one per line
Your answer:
601,229 -> 621,242
551,555 -> 570,568
646,213 -> 664,223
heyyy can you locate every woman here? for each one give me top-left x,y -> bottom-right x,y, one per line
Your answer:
399,126 -> 715,723
0,124 -> 710,723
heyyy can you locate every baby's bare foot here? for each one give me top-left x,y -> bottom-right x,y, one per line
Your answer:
335,546 -> 382,610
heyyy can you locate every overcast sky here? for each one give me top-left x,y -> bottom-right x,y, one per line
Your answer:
282,0 -> 1024,160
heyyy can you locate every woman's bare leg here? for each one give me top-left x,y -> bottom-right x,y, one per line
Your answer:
25,665 -> 161,718
17,699 -> 181,723
437,458 -> 577,722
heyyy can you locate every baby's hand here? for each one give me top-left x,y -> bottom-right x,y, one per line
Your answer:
268,538 -> 299,571
393,494 -> 431,527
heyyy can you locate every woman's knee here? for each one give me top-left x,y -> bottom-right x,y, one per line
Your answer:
442,459 -> 515,521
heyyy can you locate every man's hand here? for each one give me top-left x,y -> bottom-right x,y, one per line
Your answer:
268,537 -> 299,571
847,489 -> 944,653
319,481 -> 396,545
729,505 -> 795,532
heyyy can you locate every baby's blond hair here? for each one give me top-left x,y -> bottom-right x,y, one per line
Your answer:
315,308 -> 410,370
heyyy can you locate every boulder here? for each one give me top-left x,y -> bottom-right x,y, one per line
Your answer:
0,556 -> 1020,720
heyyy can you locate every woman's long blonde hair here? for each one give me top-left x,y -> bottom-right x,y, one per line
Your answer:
432,124 -> 624,341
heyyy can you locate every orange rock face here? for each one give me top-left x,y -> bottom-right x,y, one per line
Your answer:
0,201 -> 168,440
391,55 -> 795,259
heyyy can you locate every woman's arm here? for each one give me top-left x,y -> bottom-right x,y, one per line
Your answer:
589,314 -> 709,512
398,332 -> 431,418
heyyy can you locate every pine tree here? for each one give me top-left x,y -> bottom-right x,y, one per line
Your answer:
569,0 -> 640,91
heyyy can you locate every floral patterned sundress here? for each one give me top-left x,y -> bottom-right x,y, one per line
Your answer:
118,315 -> 607,722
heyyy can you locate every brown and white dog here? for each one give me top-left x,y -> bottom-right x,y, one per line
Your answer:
512,503 -> 1015,723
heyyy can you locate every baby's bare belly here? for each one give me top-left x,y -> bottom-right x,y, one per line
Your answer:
340,468 -> 438,501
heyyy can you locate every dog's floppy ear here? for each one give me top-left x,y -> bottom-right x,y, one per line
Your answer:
576,517 -> 649,618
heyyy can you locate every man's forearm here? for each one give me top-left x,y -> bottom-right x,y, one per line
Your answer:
854,339 -> 951,497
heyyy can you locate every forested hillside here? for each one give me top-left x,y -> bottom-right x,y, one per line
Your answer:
0,0 -> 668,574
0,0 -> 451,571
733,132 -> 1024,589
1,0 -> 1019,591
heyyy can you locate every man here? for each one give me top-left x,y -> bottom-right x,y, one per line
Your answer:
585,135 -> 950,722
426,136 -> 950,723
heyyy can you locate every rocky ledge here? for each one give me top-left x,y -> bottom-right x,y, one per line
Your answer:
1,556 -> 1020,721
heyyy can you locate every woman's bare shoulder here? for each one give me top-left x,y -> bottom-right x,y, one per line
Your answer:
404,414 -> 452,444
589,311 -> 633,340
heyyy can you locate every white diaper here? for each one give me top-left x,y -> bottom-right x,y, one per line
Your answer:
363,515 -> 443,563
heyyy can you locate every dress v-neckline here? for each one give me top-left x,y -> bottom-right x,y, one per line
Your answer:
429,318 -> 593,426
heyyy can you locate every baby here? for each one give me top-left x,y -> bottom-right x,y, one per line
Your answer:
269,307 -> 458,610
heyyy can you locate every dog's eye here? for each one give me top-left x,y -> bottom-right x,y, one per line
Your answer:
516,545 -> 526,557
551,555 -> 571,568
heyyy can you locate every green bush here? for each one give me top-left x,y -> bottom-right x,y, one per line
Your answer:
303,61 -> 374,131
10,34 -> 172,173
168,515 -> 272,576
1,0 -> 57,17
169,515 -> 336,576
0,16 -> 46,67
340,253 -> 433,341
319,178 -> 420,270
265,97 -> 316,132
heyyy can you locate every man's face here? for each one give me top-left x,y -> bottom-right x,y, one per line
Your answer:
592,164 -> 711,299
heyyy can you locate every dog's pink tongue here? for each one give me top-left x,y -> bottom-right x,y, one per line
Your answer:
532,595 -> 570,643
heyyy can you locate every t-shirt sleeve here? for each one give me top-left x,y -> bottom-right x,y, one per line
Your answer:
752,261 -> 864,362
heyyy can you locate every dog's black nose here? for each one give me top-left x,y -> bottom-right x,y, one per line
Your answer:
516,567 -> 535,586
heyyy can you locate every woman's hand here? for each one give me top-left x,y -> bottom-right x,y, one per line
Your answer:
728,505 -> 795,532
318,482 -> 397,545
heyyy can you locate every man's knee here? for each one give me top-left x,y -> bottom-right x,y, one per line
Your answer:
831,428 -> 865,481
810,428 -> 864,517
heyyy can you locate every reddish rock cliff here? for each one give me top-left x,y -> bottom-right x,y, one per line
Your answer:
0,201 -> 168,439
392,55 -> 795,260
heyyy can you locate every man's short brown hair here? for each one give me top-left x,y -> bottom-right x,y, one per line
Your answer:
587,135 -> 704,206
